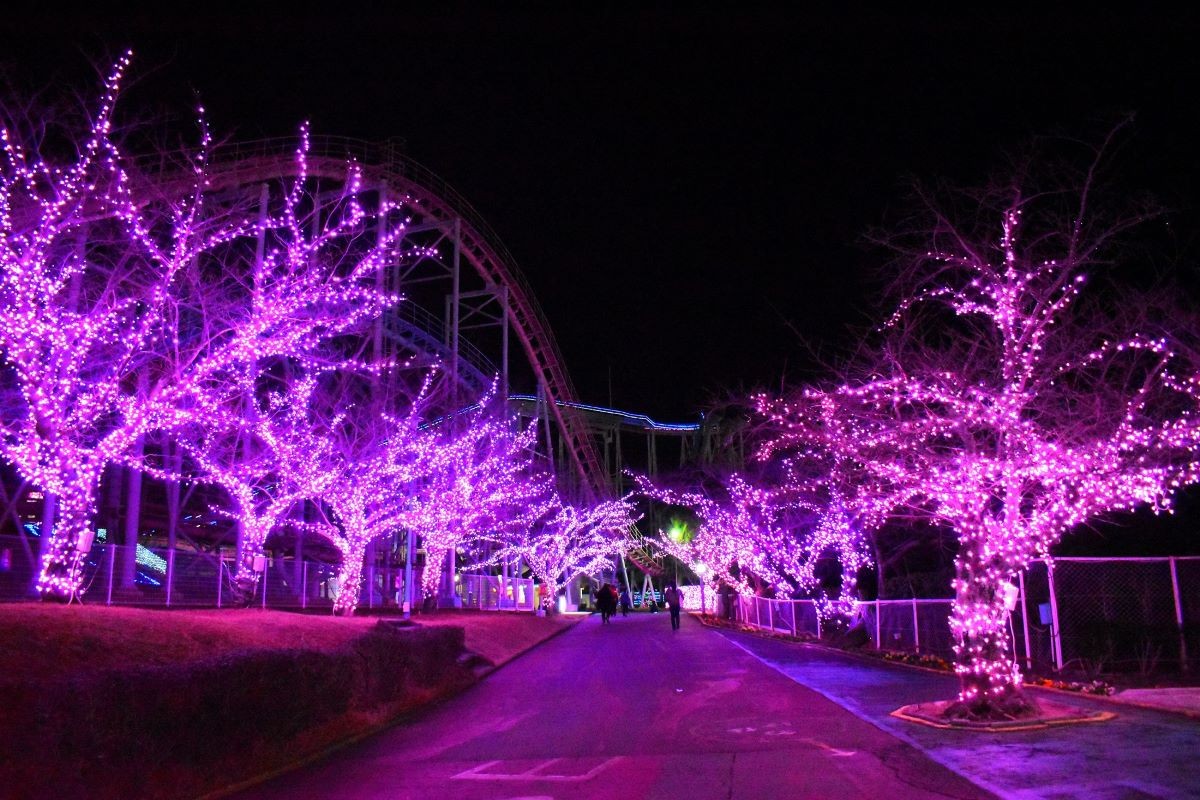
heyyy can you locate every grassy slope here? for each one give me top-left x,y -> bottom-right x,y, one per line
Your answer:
0,604 -> 580,685
0,604 -> 583,800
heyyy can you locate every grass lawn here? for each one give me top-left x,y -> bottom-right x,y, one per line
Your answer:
0,603 -> 581,685
0,603 -> 584,800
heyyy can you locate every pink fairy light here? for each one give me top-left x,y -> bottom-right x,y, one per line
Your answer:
638,472 -> 873,622
756,174 -> 1200,712
301,377 -> 551,617
477,493 -> 638,612
0,55 -> 403,599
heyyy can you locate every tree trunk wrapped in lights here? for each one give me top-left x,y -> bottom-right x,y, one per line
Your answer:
1,54 -> 405,600
757,128 -> 1200,718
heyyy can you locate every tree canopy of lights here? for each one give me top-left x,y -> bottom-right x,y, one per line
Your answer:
756,128 -> 1200,718
638,472 -> 782,597
164,369 -> 342,602
307,371 -> 445,616
638,470 -> 873,623
0,55 -> 406,600
406,391 -> 550,601
478,493 -> 639,612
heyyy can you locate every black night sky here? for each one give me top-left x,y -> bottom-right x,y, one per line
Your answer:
5,9 -> 1200,429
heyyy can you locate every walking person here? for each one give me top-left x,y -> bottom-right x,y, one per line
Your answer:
598,583 -> 617,624
618,586 -> 631,617
664,583 -> 682,630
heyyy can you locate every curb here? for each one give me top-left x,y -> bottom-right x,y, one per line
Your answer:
891,702 -> 1116,732
472,612 -> 585,677
197,680 -> 471,800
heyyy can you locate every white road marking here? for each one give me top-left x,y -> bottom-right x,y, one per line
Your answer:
451,757 -> 621,782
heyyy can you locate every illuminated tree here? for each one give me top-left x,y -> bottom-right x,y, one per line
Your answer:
786,489 -> 874,622
488,494 -> 638,612
308,374 -> 441,616
0,56 -> 403,600
408,400 -> 549,600
757,132 -> 1200,718
639,469 -> 873,623
310,378 -> 556,616
638,473 -> 780,596
168,371 -> 340,601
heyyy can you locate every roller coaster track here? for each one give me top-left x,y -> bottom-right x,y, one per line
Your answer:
152,136 -> 606,496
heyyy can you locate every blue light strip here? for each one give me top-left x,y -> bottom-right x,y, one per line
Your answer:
508,394 -> 700,432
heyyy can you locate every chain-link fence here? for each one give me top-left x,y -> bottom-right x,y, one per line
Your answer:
727,595 -> 955,656
723,556 -> 1200,675
0,534 -> 534,613
1027,558 -> 1199,674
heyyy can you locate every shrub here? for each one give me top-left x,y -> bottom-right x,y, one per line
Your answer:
2,624 -> 473,800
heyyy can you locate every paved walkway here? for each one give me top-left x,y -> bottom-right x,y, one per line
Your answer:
232,612 -> 995,799
1114,687 -> 1200,717
719,626 -> 1200,799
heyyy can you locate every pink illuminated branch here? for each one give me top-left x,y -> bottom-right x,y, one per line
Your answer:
480,493 -> 638,611
0,55 -> 404,599
755,139 -> 1200,715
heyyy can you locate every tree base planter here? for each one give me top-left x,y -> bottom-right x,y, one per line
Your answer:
891,698 -> 1115,731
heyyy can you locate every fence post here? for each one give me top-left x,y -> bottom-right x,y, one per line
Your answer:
912,598 -> 920,652
1170,557 -> 1189,672
106,543 -> 115,605
755,596 -> 761,629
815,605 -> 822,639
262,563 -> 268,610
165,548 -> 175,608
301,561 -> 308,610
1045,559 -> 1064,671
216,548 -> 222,609
790,600 -> 798,637
1018,570 -> 1033,670
875,600 -> 882,650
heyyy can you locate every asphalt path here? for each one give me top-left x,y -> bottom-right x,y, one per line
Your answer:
721,628 -> 1200,799
232,612 -> 995,800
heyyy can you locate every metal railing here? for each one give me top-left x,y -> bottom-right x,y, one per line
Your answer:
0,534 -> 533,614
386,301 -> 497,387
717,556 -> 1200,674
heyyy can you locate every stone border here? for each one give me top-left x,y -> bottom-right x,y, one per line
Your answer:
891,699 -> 1116,732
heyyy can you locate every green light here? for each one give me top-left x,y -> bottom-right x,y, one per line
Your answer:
667,521 -> 689,542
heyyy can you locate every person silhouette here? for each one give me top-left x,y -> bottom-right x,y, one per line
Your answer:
597,582 -> 617,624
663,583 -> 682,630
